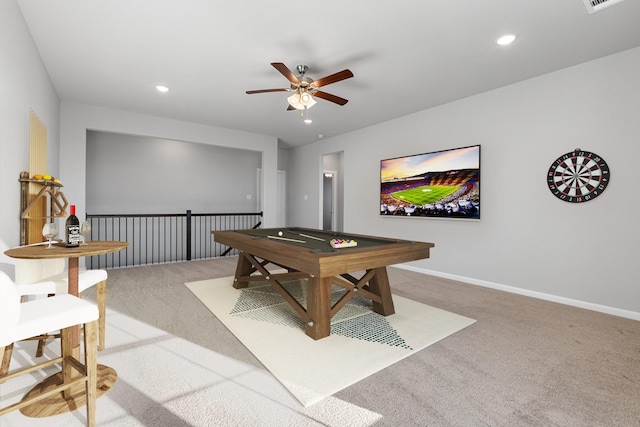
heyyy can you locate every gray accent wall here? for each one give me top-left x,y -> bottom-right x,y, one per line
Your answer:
287,47 -> 640,316
86,131 -> 261,214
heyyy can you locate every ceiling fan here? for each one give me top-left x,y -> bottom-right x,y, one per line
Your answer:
246,62 -> 354,111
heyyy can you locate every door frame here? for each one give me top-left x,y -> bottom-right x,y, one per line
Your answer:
319,169 -> 337,230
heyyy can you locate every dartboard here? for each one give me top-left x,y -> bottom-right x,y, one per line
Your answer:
547,148 -> 610,203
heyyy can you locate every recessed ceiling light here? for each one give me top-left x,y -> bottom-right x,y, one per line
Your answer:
496,34 -> 517,46
155,85 -> 169,93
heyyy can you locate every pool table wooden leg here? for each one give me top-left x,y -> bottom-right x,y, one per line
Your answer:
233,252 -> 253,289
305,276 -> 332,340
368,267 -> 396,316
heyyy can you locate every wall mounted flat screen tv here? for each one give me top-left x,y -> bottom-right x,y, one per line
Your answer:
380,145 -> 480,219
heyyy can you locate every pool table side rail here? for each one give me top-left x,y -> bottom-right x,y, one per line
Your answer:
212,229 -> 434,277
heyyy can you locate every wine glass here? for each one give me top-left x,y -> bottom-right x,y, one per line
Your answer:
80,221 -> 91,245
42,222 -> 58,249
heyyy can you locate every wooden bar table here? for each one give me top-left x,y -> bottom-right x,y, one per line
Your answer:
4,240 -> 128,418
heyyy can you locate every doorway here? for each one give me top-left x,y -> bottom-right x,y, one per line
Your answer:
320,150 -> 343,231
322,171 -> 336,230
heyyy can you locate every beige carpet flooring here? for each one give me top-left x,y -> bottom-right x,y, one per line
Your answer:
4,257 -> 640,426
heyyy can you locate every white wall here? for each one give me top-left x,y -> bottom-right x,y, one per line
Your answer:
86,131 -> 261,214
59,102 -> 280,227
288,47 -> 640,317
0,0 -> 60,275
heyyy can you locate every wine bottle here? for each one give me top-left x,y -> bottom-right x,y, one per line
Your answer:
65,204 -> 81,247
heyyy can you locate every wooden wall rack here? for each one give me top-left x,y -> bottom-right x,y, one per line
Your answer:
19,171 -> 69,245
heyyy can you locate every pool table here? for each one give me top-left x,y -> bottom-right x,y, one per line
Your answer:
212,227 -> 435,340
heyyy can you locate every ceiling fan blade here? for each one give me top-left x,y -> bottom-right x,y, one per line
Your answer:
313,91 -> 349,106
313,69 -> 354,88
287,105 -> 296,111
271,62 -> 300,84
246,88 -> 289,94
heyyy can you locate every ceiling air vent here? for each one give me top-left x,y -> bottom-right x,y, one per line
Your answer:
583,0 -> 627,13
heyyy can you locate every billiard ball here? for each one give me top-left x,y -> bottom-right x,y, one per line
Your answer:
278,231 -> 283,236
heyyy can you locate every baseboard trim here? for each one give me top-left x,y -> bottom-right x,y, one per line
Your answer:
396,264 -> 640,322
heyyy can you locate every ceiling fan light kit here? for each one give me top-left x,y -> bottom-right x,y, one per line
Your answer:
287,90 -> 317,110
246,62 -> 354,121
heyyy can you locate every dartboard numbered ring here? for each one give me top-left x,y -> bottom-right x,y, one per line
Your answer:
547,148 -> 610,203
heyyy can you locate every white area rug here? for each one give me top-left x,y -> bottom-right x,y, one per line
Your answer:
186,276 -> 476,407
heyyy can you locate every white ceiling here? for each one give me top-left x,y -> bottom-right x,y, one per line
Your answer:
17,0 -> 640,149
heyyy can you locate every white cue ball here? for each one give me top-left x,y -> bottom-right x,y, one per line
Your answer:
278,231 -> 283,236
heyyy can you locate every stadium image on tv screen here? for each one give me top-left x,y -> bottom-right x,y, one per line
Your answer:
380,145 -> 480,219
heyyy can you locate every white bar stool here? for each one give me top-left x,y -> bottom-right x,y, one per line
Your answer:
0,271 -> 99,426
